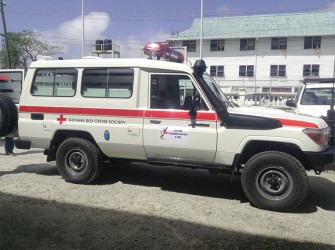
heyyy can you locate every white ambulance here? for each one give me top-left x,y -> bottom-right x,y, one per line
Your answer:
0,55 -> 334,212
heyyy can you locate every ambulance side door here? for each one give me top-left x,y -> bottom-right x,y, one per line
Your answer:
143,73 -> 218,163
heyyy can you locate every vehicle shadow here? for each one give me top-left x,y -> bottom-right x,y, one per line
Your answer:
0,162 -> 58,177
1,161 -> 334,213
1,193 -> 333,249
98,161 -> 247,201
0,149 -> 44,156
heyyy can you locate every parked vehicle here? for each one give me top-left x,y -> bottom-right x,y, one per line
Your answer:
286,78 -> 335,145
0,57 -> 334,212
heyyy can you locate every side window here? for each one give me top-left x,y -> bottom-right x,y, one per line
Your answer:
150,74 -> 208,111
32,69 -> 77,97
82,68 -> 133,98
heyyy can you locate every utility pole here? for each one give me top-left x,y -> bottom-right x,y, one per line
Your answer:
200,0 -> 203,60
82,0 -> 85,57
0,0 -> 11,68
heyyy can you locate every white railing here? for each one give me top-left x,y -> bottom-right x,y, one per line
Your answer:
224,89 -> 295,109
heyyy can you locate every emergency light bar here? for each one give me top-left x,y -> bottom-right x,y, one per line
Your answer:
144,42 -> 184,63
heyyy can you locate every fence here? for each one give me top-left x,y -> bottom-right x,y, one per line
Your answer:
224,89 -> 295,109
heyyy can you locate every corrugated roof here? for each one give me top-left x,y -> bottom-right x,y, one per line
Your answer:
169,11 -> 335,40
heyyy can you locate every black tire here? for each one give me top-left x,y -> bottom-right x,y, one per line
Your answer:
0,92 -> 18,137
241,151 -> 308,212
56,137 -> 102,184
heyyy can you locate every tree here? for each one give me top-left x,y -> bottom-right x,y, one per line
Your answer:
0,30 -> 63,69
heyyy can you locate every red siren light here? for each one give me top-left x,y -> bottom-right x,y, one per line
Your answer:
144,42 -> 184,63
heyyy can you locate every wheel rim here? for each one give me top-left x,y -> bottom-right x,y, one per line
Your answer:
255,165 -> 293,201
65,148 -> 88,174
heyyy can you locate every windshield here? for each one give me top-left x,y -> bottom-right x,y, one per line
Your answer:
300,87 -> 334,105
202,73 -> 230,108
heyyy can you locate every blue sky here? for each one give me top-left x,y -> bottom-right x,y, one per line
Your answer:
3,0 -> 335,58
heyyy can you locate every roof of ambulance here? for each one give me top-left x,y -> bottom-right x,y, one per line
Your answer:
29,58 -> 193,72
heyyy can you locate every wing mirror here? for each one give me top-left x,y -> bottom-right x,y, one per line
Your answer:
286,99 -> 296,108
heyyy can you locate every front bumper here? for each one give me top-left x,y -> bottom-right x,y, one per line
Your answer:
305,145 -> 335,171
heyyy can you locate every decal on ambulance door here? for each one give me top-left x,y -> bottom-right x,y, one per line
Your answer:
159,126 -> 189,145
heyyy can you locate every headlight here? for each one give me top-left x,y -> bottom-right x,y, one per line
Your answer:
303,128 -> 329,146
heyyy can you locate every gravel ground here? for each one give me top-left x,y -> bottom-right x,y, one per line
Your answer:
0,138 -> 335,249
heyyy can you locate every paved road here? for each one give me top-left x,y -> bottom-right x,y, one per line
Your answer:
0,138 -> 335,249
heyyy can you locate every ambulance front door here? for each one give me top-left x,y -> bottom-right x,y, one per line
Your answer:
143,74 -> 218,163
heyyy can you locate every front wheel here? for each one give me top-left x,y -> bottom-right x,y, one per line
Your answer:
241,151 -> 308,212
56,137 -> 102,184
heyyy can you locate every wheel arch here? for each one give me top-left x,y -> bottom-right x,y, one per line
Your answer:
46,130 -> 99,162
235,140 -> 312,170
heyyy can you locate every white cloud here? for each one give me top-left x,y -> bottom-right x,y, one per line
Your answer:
327,1 -> 335,11
216,5 -> 242,16
41,11 -> 172,59
42,11 -> 110,59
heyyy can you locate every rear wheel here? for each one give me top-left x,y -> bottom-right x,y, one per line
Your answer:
241,151 -> 308,212
0,93 -> 18,137
56,137 -> 102,184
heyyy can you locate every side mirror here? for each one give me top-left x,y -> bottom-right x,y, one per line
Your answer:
286,99 -> 296,108
188,108 -> 197,117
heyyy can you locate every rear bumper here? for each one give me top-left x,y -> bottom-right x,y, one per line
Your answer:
305,145 -> 335,171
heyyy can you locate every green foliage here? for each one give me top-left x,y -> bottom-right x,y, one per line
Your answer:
0,30 -> 63,69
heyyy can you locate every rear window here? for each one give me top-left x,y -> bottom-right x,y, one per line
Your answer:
0,71 -> 23,104
81,68 -> 133,98
31,69 -> 77,97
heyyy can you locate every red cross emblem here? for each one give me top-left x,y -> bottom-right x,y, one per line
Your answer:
57,114 -> 67,124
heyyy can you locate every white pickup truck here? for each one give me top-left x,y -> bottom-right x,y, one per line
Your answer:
0,57 -> 334,212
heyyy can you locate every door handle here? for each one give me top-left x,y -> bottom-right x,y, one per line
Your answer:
150,120 -> 161,124
31,113 -> 44,120
188,123 -> 210,127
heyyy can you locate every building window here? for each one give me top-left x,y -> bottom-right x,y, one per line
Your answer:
304,36 -> 321,49
210,66 -> 224,77
240,38 -> 255,51
271,38 -> 287,50
270,65 -> 286,77
182,40 -> 196,52
303,64 -> 320,77
239,65 -> 254,77
210,40 -> 225,51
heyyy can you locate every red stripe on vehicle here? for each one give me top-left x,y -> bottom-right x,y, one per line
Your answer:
144,110 -> 217,121
275,118 -> 319,128
19,106 -> 217,121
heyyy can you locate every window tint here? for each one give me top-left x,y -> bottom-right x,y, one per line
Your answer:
82,68 -> 133,98
150,74 -> 208,111
210,65 -> 224,77
210,40 -> 225,51
303,65 -> 320,77
301,88 -> 332,105
304,36 -> 321,49
240,38 -> 255,51
182,40 -> 196,52
271,37 -> 287,50
239,65 -> 254,77
270,65 -> 286,77
31,69 -> 77,97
